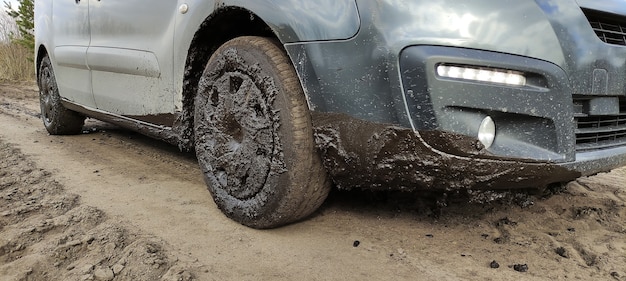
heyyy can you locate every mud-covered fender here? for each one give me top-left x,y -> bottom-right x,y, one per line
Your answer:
217,0 -> 360,43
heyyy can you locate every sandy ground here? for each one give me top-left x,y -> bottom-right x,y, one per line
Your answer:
0,82 -> 625,281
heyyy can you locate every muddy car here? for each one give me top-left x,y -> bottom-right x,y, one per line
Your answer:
35,0 -> 626,228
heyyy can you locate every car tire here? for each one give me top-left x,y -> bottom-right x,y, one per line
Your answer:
38,55 -> 85,135
194,36 -> 331,228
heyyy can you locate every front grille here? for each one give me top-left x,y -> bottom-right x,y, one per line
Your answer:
582,9 -> 626,46
575,98 -> 626,151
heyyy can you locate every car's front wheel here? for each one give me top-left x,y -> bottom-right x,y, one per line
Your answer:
194,36 -> 330,228
38,55 -> 85,135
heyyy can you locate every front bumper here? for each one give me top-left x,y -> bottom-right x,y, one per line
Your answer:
313,112 -> 581,191
313,112 -> 626,191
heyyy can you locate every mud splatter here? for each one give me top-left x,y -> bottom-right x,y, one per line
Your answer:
194,41 -> 286,219
312,112 -> 580,191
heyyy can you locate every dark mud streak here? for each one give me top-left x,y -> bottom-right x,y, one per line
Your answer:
175,48 -> 208,152
61,101 -> 181,147
312,112 -> 580,191
124,113 -> 177,127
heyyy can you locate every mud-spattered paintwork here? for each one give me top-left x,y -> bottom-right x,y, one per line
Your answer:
35,0 -> 626,191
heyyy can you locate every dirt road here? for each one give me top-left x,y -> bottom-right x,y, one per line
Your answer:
1,82 -> 625,281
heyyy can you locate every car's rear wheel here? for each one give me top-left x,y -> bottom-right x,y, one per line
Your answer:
38,55 -> 85,135
194,36 -> 330,228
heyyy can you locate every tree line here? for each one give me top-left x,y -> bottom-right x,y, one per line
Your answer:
4,0 -> 33,52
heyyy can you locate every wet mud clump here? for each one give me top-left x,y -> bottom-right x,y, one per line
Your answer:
312,112 -> 579,191
512,263 -> 529,272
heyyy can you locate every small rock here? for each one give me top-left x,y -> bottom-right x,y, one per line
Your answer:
58,236 -> 69,245
353,240 -> 360,247
94,267 -> 114,281
81,264 -> 95,274
567,227 -> 576,232
490,260 -> 500,269
555,247 -> 568,258
512,264 -> 529,272
425,234 -> 434,238
493,237 -> 506,244
496,217 -> 517,226
112,264 -> 124,275
68,240 -> 82,247
146,244 -> 159,254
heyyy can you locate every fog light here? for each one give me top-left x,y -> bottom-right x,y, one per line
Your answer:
436,64 -> 526,87
478,116 -> 496,149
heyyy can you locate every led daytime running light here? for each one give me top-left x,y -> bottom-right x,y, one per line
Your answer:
437,64 -> 526,86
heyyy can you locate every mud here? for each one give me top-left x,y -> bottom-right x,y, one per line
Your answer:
312,112 -> 580,191
123,114 -> 177,127
0,140 -> 196,281
1,82 -> 626,280
175,6 -> 275,153
61,101 -> 182,149
194,45 -> 285,202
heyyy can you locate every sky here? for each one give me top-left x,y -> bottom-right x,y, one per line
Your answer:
3,0 -> 20,11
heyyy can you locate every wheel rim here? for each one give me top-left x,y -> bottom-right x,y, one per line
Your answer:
199,70 -> 280,200
39,67 -> 55,126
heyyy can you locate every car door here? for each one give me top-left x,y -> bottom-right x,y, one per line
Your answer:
51,0 -> 96,108
87,0 -> 178,124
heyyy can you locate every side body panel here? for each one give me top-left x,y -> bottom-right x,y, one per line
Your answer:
48,0 -> 96,108
87,0 -> 178,116
82,0 -> 359,117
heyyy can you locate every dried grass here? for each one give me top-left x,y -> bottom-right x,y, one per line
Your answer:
0,42 -> 34,81
0,13 -> 34,82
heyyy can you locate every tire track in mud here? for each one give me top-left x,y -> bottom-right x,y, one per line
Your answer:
0,140 -> 196,281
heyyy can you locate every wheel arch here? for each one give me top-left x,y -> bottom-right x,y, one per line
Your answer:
176,7 -> 280,151
35,45 -> 50,80
176,1 -> 360,151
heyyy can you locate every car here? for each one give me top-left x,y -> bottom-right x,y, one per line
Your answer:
34,0 -> 626,228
